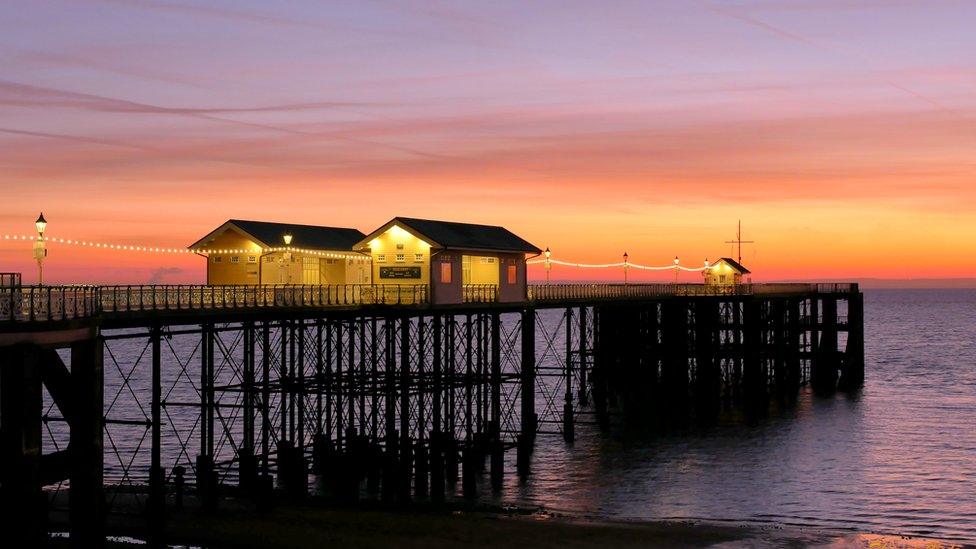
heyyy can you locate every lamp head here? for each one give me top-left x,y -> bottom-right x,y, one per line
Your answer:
623,251 -> 629,261
283,233 -> 293,246
674,256 -> 679,265
35,212 -> 47,237
544,247 -> 551,259
705,258 -> 710,268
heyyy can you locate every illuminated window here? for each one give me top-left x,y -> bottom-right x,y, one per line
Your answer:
507,265 -> 517,284
377,254 -> 386,263
441,262 -> 452,283
213,256 -> 222,263
302,257 -> 319,284
248,256 -> 257,263
396,253 -> 405,263
462,255 -> 471,284
231,256 -> 240,264
414,253 -> 424,262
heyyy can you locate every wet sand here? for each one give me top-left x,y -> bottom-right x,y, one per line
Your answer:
63,501 -> 966,549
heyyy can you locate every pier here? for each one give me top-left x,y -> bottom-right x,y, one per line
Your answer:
0,279 -> 863,546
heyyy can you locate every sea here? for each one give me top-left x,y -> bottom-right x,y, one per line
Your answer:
76,289 -> 976,544
504,289 -> 976,543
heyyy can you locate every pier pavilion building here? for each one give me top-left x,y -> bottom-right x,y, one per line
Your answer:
354,217 -> 541,305
704,257 -> 750,286
190,219 -> 369,285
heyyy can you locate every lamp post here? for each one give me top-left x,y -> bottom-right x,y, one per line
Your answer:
673,255 -> 679,284
33,212 -> 47,285
544,247 -> 551,283
623,252 -> 629,284
282,233 -> 293,283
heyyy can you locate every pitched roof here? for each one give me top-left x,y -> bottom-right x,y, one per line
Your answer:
716,257 -> 751,274
190,219 -> 365,250
386,217 -> 541,254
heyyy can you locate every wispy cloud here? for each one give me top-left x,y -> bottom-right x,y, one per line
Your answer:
704,2 -> 968,118
147,266 -> 183,284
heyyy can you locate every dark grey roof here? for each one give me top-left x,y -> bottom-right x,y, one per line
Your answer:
193,219 -> 365,250
395,217 -> 541,254
717,257 -> 751,274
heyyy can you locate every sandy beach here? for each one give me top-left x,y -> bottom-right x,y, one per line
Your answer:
50,500 -> 966,549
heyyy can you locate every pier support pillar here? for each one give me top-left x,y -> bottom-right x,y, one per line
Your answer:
520,309 -> 536,441
563,308 -> 575,443
149,324 -> 165,538
694,300 -> 720,421
0,345 -> 45,547
742,298 -> 767,411
812,298 -> 840,394
461,445 -> 477,500
69,337 -> 105,547
839,288 -> 865,392
661,300 -> 690,414
592,306 -> 611,430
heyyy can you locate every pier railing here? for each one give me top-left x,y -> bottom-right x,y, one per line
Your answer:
1,285 -> 101,322
462,284 -> 498,303
527,282 -> 856,301
1,272 -> 22,287
1,282 -> 858,323
97,284 -> 429,312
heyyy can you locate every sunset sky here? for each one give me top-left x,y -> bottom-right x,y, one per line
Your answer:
1,0 -> 974,284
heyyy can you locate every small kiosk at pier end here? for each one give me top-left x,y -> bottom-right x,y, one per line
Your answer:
704,257 -> 751,287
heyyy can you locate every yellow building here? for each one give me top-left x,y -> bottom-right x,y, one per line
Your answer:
189,220 -> 370,285
355,217 -> 541,304
704,257 -> 750,286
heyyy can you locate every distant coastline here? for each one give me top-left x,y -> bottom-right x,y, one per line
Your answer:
781,278 -> 976,290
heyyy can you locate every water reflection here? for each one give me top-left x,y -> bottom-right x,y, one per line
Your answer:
501,290 -> 976,544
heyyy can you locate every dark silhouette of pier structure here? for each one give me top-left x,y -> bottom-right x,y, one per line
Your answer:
0,279 -> 863,546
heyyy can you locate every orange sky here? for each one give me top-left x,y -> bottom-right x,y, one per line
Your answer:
2,1 -> 974,284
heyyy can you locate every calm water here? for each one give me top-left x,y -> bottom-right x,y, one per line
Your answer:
506,290 -> 976,543
82,289 -> 976,543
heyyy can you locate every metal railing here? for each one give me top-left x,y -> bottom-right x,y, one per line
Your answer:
527,282 -> 858,302
462,284 -> 498,303
1,285 -> 100,322
1,282 -> 859,323
1,272 -> 22,287
97,284 -> 429,313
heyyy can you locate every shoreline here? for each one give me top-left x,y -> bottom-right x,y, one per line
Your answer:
49,499 -> 968,548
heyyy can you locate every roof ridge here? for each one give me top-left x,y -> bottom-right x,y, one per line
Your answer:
395,216 -> 508,230
229,219 -> 362,232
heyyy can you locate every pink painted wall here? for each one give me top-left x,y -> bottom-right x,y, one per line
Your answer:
496,252 -> 528,303
430,251 -> 462,305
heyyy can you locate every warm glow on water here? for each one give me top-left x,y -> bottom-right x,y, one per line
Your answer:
491,291 -> 976,543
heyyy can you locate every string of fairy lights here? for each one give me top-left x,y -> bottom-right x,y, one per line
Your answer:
526,258 -> 707,272
1,234 -> 365,260
4,231 -> 711,271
